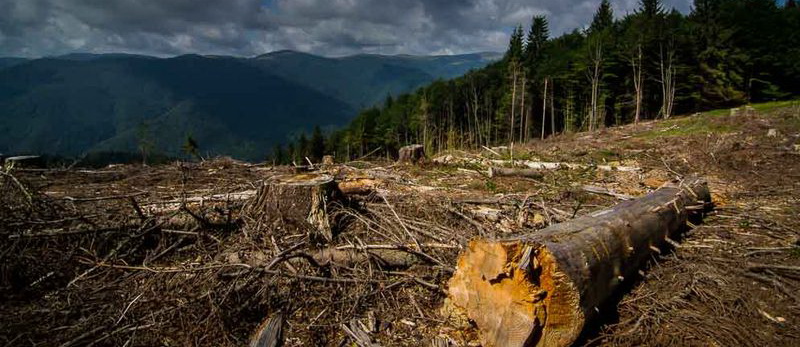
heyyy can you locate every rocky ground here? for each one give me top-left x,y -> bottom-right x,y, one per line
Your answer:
1,101 -> 798,346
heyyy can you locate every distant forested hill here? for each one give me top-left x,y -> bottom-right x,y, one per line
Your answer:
310,0 -> 800,162
0,51 -> 498,162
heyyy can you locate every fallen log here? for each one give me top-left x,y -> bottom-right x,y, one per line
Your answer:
488,167 -> 543,179
245,173 -> 338,241
336,178 -> 381,195
445,177 -> 711,347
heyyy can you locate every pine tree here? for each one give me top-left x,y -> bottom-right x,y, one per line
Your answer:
640,0 -> 664,17
590,0 -> 614,33
270,144 -> 286,164
525,15 -> 549,65
297,134 -> 309,162
181,134 -> 200,160
507,25 -> 525,61
310,126 -> 325,161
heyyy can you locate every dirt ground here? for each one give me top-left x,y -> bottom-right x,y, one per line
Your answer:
1,102 -> 798,346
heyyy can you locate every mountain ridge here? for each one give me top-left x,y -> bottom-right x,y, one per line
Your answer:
0,50 -> 499,162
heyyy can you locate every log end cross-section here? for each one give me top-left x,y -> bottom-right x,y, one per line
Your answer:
446,177 -> 711,347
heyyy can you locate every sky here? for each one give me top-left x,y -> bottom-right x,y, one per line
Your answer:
0,0 -> 695,58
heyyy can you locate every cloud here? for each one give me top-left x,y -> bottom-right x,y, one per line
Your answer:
0,0 -> 694,58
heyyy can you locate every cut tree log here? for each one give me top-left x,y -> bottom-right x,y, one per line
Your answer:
445,177 -> 711,347
398,144 -> 425,163
488,167 -> 544,179
245,173 -> 338,241
336,178 -> 381,195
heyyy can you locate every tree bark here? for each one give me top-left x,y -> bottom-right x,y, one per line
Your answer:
445,177 -> 711,347
245,173 -> 337,241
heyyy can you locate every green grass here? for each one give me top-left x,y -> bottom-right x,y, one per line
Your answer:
750,99 -> 800,113
636,98 -> 800,139
636,115 -> 739,139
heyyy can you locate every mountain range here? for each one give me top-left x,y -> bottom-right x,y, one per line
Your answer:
0,51 -> 500,162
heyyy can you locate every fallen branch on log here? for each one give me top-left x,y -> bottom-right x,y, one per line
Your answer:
444,177 -> 711,347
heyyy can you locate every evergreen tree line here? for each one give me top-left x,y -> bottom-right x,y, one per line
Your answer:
275,0 -> 800,163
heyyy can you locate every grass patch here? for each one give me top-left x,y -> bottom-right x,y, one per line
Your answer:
636,98 -> 800,139
636,116 -> 739,139
750,99 -> 800,113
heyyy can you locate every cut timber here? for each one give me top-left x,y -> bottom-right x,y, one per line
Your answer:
336,178 -> 381,195
488,167 -> 543,179
398,144 -> 425,163
246,173 -> 337,241
445,177 -> 710,347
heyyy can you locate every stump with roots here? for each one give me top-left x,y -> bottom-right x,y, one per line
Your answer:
246,173 -> 338,241
398,144 -> 425,163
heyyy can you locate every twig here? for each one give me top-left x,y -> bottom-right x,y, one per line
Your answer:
0,170 -> 33,205
115,293 -> 143,325
379,193 -> 422,252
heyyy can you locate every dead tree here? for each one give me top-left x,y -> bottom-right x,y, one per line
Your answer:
245,173 -> 337,241
629,44 -> 643,124
445,177 -> 711,347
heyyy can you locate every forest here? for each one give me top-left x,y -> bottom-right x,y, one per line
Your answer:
277,0 -> 800,163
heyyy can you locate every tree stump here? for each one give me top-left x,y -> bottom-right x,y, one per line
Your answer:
445,177 -> 711,347
322,155 -> 335,166
246,173 -> 337,241
398,144 -> 425,163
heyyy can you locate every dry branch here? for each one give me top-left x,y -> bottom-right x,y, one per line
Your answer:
445,177 -> 711,347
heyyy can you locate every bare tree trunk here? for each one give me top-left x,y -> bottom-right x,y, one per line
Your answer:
550,79 -> 555,136
659,43 -> 676,120
472,82 -> 482,147
510,65 -> 518,144
590,42 -> 602,131
631,44 -> 643,124
541,78 -> 548,140
519,77 -> 527,142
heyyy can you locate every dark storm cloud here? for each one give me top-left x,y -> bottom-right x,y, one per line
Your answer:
0,0 -> 693,57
